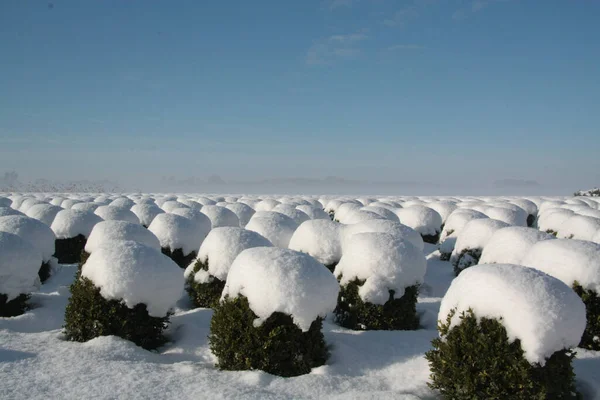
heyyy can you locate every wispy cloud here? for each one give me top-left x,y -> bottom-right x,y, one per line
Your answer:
382,6 -> 419,27
306,31 -> 368,65
386,44 -> 425,51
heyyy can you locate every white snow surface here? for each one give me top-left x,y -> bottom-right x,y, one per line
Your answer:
85,221 -> 161,254
200,205 -> 240,228
222,247 -> 339,332
130,203 -> 164,227
50,209 -> 103,239
397,206 -> 443,236
24,204 -> 62,227
440,209 -> 488,241
483,207 -> 527,227
0,206 -> 23,217
187,227 -> 272,282
272,204 -> 311,225
0,215 -> 56,262
148,213 -> 209,255
334,233 -> 426,305
0,231 -> 42,300
288,220 -> 342,266
245,211 -> 298,248
439,264 -> 586,365
82,241 -> 184,317
295,205 -> 330,220
559,215 -> 600,241
341,219 -> 424,252
521,239 -> 600,293
451,218 -> 509,263
71,202 -> 100,213
224,203 -> 256,227
479,227 -> 555,265
94,206 -> 140,224
108,197 -> 135,210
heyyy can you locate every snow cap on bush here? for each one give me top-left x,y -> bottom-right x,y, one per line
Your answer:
222,247 -> 339,331
341,219 -> 424,252
272,204 -> 310,225
94,206 -> 140,224
254,199 -> 281,212
483,207 -> 527,227
288,220 -> 342,266
245,211 -> 298,248
224,203 -> 256,227
0,231 -> 42,300
334,232 -> 426,305
479,227 -> 554,265
0,207 -> 23,217
558,215 -> 600,241
438,264 -> 586,365
108,197 -> 135,210
440,209 -> 488,241
397,205 -> 443,236
0,215 -> 56,262
451,218 -> 509,262
130,203 -> 164,227
85,220 -> 161,254
360,206 -> 400,222
51,209 -> 103,239
295,205 -> 329,221
200,205 -> 240,228
81,241 -> 184,317
148,213 -> 210,255
521,239 -> 600,293
187,227 -> 272,281
70,202 -> 100,213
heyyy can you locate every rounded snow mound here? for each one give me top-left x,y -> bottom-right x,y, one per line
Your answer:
479,227 -> 555,265
0,231 -> 43,300
397,205 -> 443,236
245,211 -> 298,248
200,205 -> 240,228
187,227 -> 272,281
440,209 -> 488,242
70,202 -> 100,213
558,215 -> 600,241
170,207 -> 212,228
94,206 -> 140,224
537,208 -> 575,233
222,247 -> 339,332
483,207 -> 527,227
148,213 -> 210,255
288,220 -> 342,266
0,207 -> 23,217
426,201 -> 457,223
341,219 -> 424,252
0,197 -> 11,207
439,264 -> 586,365
225,203 -> 255,227
296,205 -> 330,221
81,241 -> 184,317
51,209 -> 103,239
18,198 -> 45,213
24,204 -> 62,226
85,221 -> 161,254
324,199 -> 345,215
337,209 -> 384,224
61,199 -> 83,209
450,218 -> 509,265
360,206 -> 400,222
130,203 -> 164,227
254,199 -> 281,212
509,199 -> 538,217
334,232 -> 426,305
272,204 -> 310,225
521,239 -> 600,293
333,203 -> 363,222
0,215 -> 56,262
161,201 -> 189,213
108,197 -> 135,210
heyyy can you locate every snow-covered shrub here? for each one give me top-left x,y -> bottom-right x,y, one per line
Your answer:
254,199 -> 281,212
70,202 -> 100,213
479,227 -> 554,265
245,211 -> 298,248
522,239 -> 600,350
60,199 -> 83,209
185,227 -> 272,308
200,205 -> 240,228
288,220 -> 342,272
341,219 -> 424,252
558,215 -> 600,241
94,206 -> 140,224
64,241 -> 183,350
338,209 -> 385,224
0,231 -> 42,316
148,213 -> 210,268
108,197 -> 135,210
272,204 -> 310,225
160,201 -> 189,213
483,206 -> 527,227
210,247 -> 338,377
333,233 -> 426,330
509,198 -> 538,227
130,203 -> 164,228
51,210 -> 103,264
25,203 -> 63,226
0,207 -> 23,217
0,197 -> 11,207
426,264 -> 584,400
439,210 -> 488,259
224,203 -> 255,227
397,205 -> 443,244
18,198 -> 45,213
0,215 -> 57,282
359,206 -> 399,222
427,201 -> 457,226
450,218 -> 509,276
536,208 -> 574,235
295,205 -> 329,221
324,199 -> 345,219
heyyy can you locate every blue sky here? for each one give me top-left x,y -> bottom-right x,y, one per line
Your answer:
1,0 -> 599,194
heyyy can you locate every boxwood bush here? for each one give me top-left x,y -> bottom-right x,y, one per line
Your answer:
54,234 -> 87,264
0,293 -> 30,317
209,295 -> 329,377
425,308 -> 580,400
572,282 -> 600,350
334,278 -> 419,330
186,258 -> 225,309
452,248 -> 482,276
161,247 -> 196,269
421,232 -> 440,245
64,276 -> 171,350
38,261 -> 52,283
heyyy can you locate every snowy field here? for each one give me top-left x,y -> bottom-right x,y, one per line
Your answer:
1,193 -> 600,399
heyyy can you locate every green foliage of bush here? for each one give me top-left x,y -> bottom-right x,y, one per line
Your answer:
185,258 -> 225,309
439,251 -> 451,261
161,247 -> 196,269
324,262 -> 337,273
38,261 -> 52,283
421,232 -> 440,245
546,230 -> 558,237
527,214 -> 536,227
0,293 -> 30,317
426,309 -> 580,400
334,278 -> 419,330
209,295 -> 329,377
54,234 -> 87,264
572,282 -> 600,351
452,248 -> 482,276
64,276 -> 171,350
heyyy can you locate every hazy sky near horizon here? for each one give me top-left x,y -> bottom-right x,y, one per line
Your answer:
1,0 -> 599,194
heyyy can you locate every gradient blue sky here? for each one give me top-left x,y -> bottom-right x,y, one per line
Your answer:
1,0 -> 599,194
